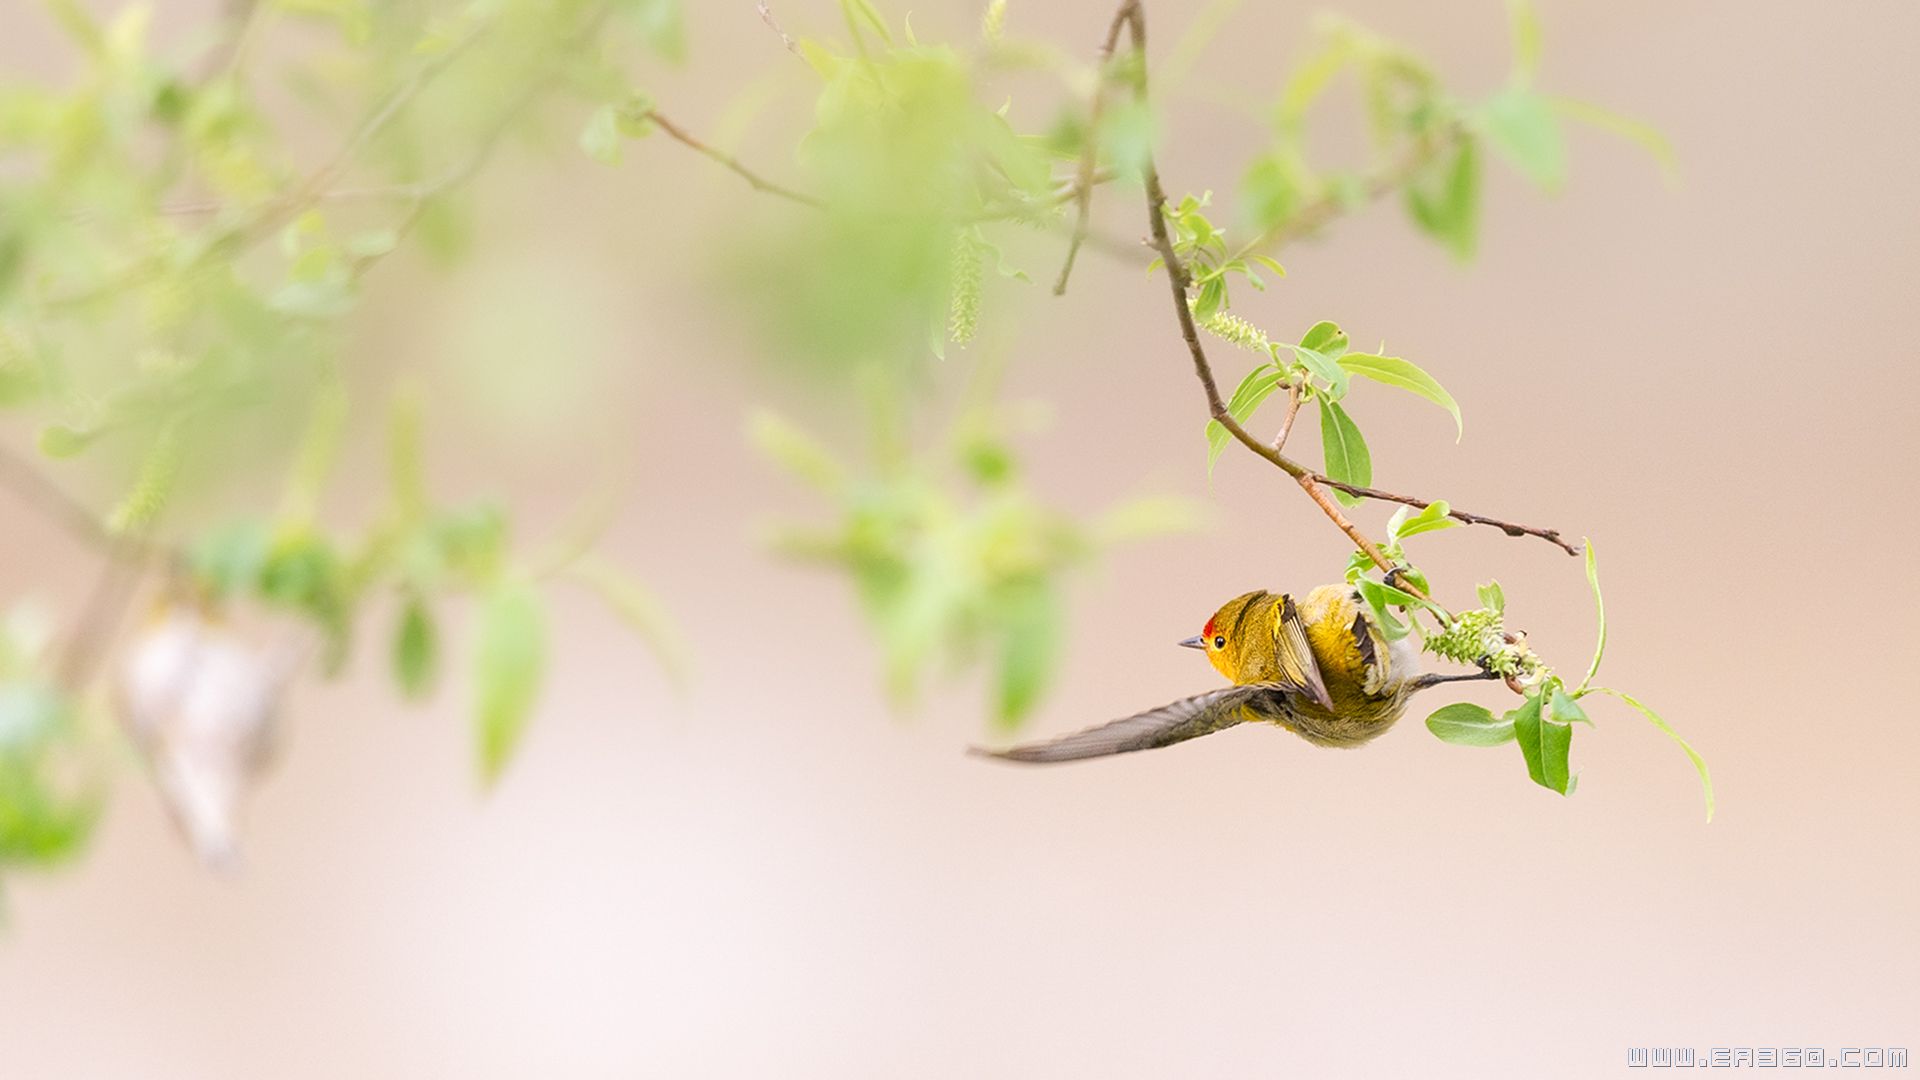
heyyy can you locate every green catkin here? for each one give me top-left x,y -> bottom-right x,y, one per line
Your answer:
948,228 -> 983,345
1423,606 -> 1546,681
1197,310 -> 1272,356
982,0 -> 1007,41
107,422 -> 184,534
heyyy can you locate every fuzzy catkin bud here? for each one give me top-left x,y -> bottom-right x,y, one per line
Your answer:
1197,310 -> 1272,356
982,0 -> 1008,41
108,422 -> 183,534
1425,608 -> 1520,676
948,229 -> 983,346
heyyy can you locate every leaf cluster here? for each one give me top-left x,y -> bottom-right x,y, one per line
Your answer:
751,397 -> 1196,729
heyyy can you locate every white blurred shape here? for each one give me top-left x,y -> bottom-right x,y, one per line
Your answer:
116,607 -> 303,870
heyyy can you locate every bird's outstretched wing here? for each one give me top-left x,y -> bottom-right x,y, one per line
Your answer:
970,684 -> 1291,764
1273,594 -> 1335,711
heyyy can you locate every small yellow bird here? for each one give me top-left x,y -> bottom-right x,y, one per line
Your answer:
974,583 -> 1492,763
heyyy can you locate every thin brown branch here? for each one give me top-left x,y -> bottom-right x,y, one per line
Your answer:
1052,7 -> 1134,295
0,444 -> 179,688
55,537 -> 144,691
645,110 -> 824,208
1305,475 -> 1582,556
1111,0 -> 1394,577
758,3 -> 799,55
1271,383 -> 1303,453
0,443 -> 116,551
1114,0 -> 1575,591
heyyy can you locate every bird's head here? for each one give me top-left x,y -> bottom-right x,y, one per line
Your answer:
1180,590 -> 1270,682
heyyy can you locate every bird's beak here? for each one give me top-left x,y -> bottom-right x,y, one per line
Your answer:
1177,635 -> 1206,650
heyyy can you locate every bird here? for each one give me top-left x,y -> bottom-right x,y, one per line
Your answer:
971,583 -> 1493,763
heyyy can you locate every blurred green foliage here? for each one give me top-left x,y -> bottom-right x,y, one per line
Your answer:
0,0 -> 1709,890
750,388 -> 1199,729
0,608 -> 101,900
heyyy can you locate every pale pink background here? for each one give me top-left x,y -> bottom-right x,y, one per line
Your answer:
2,2 -> 1916,1077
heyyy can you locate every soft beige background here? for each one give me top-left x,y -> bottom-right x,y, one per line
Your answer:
3,1 -> 1917,1077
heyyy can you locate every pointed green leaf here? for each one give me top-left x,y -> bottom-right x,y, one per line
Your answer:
1511,690 -> 1573,794
1283,343 -> 1349,399
1575,538 -> 1606,694
1477,580 -> 1506,614
1583,687 -> 1713,821
1388,500 -> 1458,542
747,409 -> 847,495
1548,687 -> 1594,727
1205,364 -> 1286,474
1298,320 -> 1349,358
1338,353 -> 1463,440
1481,88 -> 1566,191
1550,96 -> 1677,182
1354,578 -> 1410,641
37,425 -> 94,459
566,556 -> 691,688
579,104 -> 623,165
1426,701 -> 1515,746
393,594 -> 438,701
1507,0 -> 1543,83
995,582 -> 1061,730
474,582 -> 547,786
1317,397 -> 1371,506
1406,137 -> 1482,261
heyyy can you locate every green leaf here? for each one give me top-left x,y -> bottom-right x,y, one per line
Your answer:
1353,579 -> 1410,641
1097,97 -> 1157,182
393,594 -> 438,701
1317,397 -> 1371,506
1279,344 -> 1345,399
579,104 -> 624,166
625,0 -> 687,64
1191,275 -> 1226,322
36,424 -> 94,458
840,0 -> 895,46
747,409 -> 847,495
474,583 -> 547,786
614,92 -> 658,139
1388,500 -> 1457,542
1511,690 -> 1573,794
345,228 -> 398,259
565,556 -> 691,688
1406,137 -> 1482,261
1550,96 -> 1677,182
1337,353 -> 1463,440
1481,88 -> 1566,191
1575,538 -> 1605,694
1205,364 -> 1286,474
1426,701 -> 1515,746
1358,575 -> 1449,624
1548,687 -> 1594,728
1583,687 -> 1714,822
193,521 -> 271,597
1506,0 -> 1543,83
1297,320 -> 1349,358
995,582 -> 1060,729
1477,580 -> 1506,614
